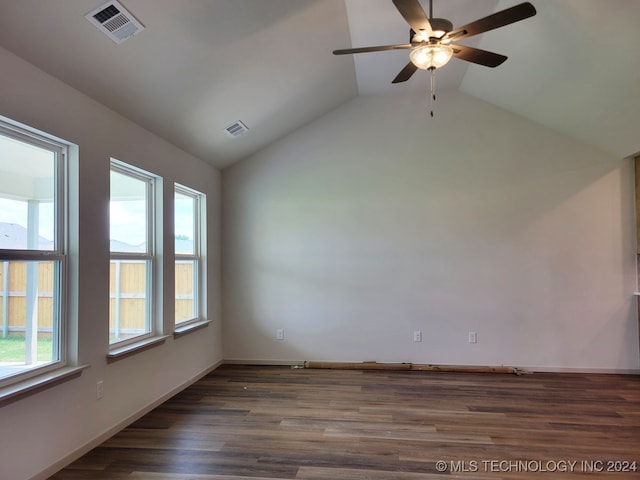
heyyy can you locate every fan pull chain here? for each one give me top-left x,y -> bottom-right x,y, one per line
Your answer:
429,67 -> 436,117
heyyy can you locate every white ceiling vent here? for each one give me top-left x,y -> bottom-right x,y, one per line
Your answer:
85,1 -> 144,44
225,121 -> 249,138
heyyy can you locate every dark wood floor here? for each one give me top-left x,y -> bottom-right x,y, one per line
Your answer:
51,365 -> 640,479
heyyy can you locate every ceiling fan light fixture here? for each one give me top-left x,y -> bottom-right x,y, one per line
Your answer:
409,43 -> 453,70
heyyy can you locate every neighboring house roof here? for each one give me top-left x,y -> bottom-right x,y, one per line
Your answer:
109,239 -> 145,253
110,239 -> 195,253
0,222 -> 53,250
1,222 -> 194,253
175,239 -> 194,254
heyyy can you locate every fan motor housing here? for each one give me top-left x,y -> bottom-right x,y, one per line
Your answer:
410,18 -> 452,42
429,18 -> 453,37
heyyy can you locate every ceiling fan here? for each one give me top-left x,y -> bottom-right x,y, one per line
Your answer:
333,0 -> 536,114
334,0 -> 537,82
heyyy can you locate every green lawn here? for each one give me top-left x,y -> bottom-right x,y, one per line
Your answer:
0,337 -> 53,362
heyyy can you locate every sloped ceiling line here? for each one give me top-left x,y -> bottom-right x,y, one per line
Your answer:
0,0 -> 638,167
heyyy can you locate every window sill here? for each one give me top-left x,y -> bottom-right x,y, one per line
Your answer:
0,364 -> 89,407
107,335 -> 170,363
174,319 -> 212,338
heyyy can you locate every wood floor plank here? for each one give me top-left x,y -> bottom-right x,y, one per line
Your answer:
129,473 -> 293,480
50,365 -> 640,479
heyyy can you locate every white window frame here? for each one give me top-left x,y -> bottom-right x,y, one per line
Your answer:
0,119 -> 69,388
174,183 -> 206,327
109,159 -> 159,348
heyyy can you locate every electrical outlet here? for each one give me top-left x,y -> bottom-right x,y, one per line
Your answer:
468,331 -> 477,344
96,380 -> 104,399
276,328 -> 285,340
413,330 -> 422,342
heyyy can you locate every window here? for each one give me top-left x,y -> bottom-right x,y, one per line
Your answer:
109,160 -> 158,346
174,184 -> 205,326
0,119 -> 68,386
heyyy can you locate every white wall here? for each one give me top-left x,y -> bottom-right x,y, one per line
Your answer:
1,38 -> 637,479
222,90 -> 639,372
0,47 -> 222,480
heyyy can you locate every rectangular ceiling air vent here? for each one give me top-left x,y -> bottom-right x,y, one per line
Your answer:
225,121 -> 249,138
85,0 -> 145,44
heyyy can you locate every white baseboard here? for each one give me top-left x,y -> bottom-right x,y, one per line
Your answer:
524,365 -> 640,375
32,359 -> 224,480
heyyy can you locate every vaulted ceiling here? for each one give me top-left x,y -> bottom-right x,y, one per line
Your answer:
0,0 -> 638,169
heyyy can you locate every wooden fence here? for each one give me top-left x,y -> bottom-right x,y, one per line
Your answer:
1,260 -> 194,339
0,261 -> 54,338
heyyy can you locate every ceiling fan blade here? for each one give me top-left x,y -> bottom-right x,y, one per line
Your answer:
333,44 -> 412,55
451,45 -> 507,68
392,62 -> 419,83
392,0 -> 433,39
443,2 -> 536,42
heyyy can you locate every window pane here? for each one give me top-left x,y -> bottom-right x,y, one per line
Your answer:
110,170 -> 148,253
0,134 -> 56,251
109,259 -> 150,343
0,260 -> 60,381
175,185 -> 203,326
175,259 -> 196,323
174,191 -> 195,255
